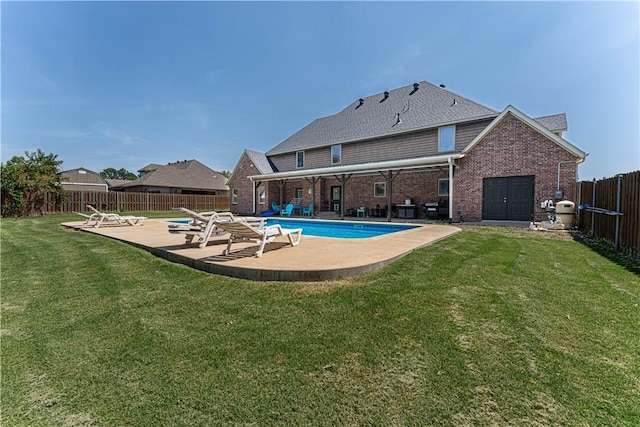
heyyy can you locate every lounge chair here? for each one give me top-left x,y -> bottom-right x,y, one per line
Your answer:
281,203 -> 294,217
217,219 -> 302,258
76,205 -> 146,228
302,203 -> 313,216
168,208 -> 236,248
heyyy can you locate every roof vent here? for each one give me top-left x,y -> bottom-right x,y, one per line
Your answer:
439,84 -> 446,88
380,91 -> 390,103
356,98 -> 364,109
410,82 -> 420,94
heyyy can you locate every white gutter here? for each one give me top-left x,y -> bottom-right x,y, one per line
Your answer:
248,153 -> 464,182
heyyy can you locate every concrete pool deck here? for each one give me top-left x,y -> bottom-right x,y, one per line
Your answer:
62,218 -> 461,281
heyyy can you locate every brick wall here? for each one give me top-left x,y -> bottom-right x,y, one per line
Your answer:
270,171 -> 449,216
454,113 -> 579,222
228,152 -> 259,215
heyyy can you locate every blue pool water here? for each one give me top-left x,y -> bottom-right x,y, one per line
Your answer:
167,218 -> 418,239
167,219 -> 192,224
266,218 -> 417,239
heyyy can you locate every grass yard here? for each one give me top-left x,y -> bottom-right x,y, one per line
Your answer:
1,214 -> 639,426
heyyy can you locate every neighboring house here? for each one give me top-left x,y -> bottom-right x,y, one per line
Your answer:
228,81 -> 587,222
104,179 -> 133,191
115,159 -> 229,195
60,168 -> 109,192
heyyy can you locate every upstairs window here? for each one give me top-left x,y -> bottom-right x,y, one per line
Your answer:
331,145 -> 342,165
438,125 -> 455,152
231,188 -> 239,204
296,151 -> 305,168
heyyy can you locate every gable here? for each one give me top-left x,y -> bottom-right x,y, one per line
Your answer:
463,105 -> 587,161
228,150 -> 274,185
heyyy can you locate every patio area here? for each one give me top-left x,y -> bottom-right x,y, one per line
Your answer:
62,219 -> 461,281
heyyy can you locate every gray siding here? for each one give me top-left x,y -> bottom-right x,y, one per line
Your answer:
269,120 -> 491,173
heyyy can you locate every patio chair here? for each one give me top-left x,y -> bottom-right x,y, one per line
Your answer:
271,201 -> 281,215
168,208 -> 236,248
217,219 -> 302,258
281,203 -> 294,217
78,205 -> 146,228
302,203 -> 313,216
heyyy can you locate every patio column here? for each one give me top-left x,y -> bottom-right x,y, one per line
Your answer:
277,179 -> 287,211
379,170 -> 402,222
305,176 -> 321,217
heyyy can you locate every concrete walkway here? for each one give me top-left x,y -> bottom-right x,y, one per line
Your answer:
62,218 -> 461,281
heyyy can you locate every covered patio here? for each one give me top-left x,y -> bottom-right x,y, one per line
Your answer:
248,154 -> 461,222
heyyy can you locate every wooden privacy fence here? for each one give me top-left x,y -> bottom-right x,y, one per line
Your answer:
46,191 -> 230,214
576,170 -> 640,257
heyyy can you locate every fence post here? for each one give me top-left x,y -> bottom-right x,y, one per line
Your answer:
576,181 -> 582,228
591,180 -> 596,236
615,174 -> 622,251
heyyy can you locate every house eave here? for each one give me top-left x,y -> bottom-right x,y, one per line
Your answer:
248,154 -> 464,182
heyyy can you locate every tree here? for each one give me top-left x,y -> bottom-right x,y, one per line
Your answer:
1,149 -> 67,217
221,170 -> 232,178
100,168 -> 137,180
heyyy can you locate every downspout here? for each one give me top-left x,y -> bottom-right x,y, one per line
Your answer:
557,160 -> 575,198
250,177 -> 256,215
448,156 -> 454,221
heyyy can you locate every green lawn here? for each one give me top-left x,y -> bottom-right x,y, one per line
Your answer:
1,214 -> 639,426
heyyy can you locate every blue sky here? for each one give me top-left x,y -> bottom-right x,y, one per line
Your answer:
2,1 -> 638,180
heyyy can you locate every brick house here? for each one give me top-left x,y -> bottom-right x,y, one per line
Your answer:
227,81 -> 587,222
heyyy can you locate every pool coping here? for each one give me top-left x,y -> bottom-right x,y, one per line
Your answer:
61,218 -> 461,281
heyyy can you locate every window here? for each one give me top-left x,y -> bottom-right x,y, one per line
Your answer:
331,144 -> 342,165
295,188 -> 303,199
258,186 -> 266,204
296,151 -> 305,168
438,125 -> 455,152
232,188 -> 239,204
374,182 -> 386,198
438,179 -> 449,196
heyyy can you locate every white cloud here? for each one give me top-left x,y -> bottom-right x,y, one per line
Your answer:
93,122 -> 148,145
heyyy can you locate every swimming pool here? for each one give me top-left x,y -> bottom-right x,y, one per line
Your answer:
266,218 -> 418,239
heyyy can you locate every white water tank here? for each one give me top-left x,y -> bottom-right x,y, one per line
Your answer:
555,200 -> 575,228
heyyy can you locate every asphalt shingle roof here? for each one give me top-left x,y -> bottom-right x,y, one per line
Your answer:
245,150 -> 275,174
120,159 -> 229,192
266,81 -> 499,155
533,113 -> 568,132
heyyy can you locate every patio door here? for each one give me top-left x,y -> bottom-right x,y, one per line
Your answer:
331,186 -> 341,212
483,176 -> 534,221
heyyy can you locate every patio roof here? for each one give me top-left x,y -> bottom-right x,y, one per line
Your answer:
247,153 -> 463,182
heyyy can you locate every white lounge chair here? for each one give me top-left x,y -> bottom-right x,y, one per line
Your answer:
217,219 -> 302,258
168,208 -> 236,248
76,205 -> 146,228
